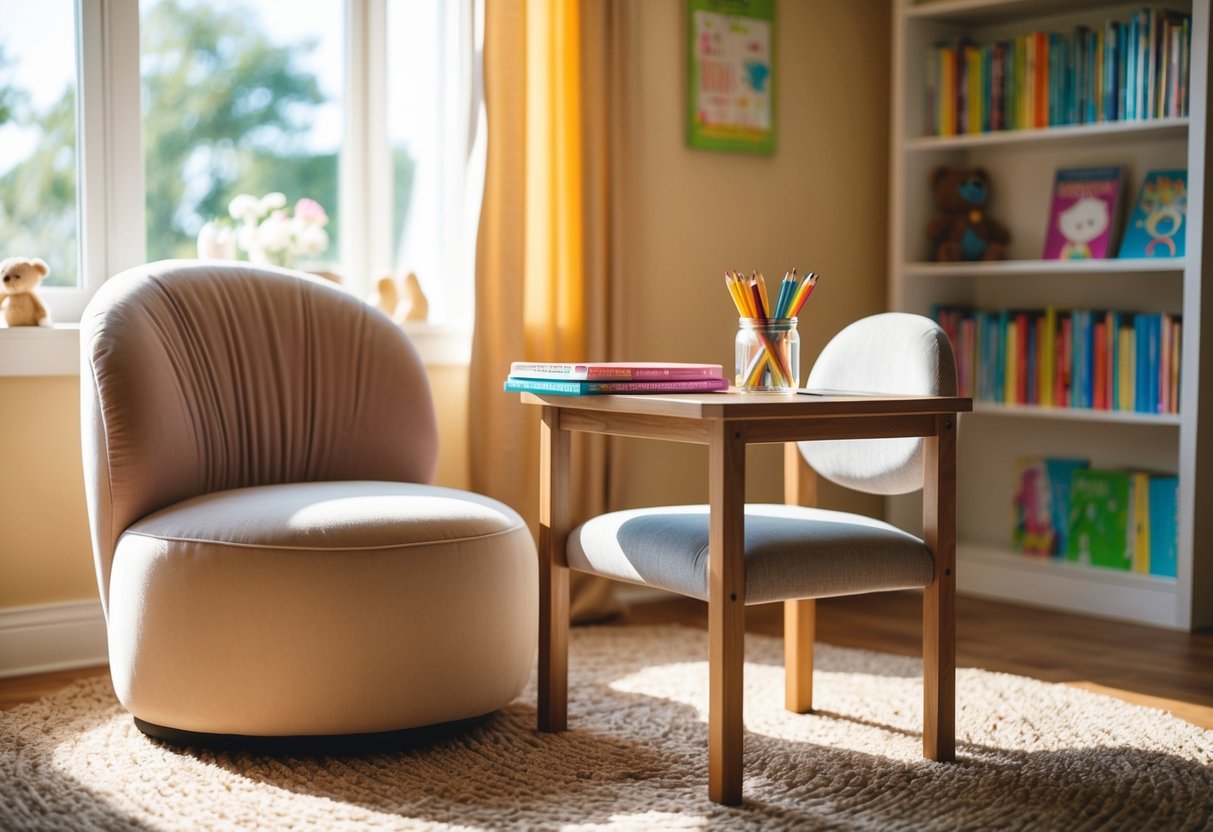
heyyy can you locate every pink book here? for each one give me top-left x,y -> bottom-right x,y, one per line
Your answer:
1041,166 -> 1124,260
508,361 -> 724,381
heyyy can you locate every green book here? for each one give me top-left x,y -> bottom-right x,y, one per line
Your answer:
1065,469 -> 1134,570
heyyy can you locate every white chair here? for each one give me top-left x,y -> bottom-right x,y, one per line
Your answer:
563,312 -> 958,802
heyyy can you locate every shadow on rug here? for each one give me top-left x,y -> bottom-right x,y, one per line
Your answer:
2,625 -> 1211,831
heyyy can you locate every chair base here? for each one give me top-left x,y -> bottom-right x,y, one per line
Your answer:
133,713 -> 493,755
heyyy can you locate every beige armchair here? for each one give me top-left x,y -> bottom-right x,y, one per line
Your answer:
81,261 -> 537,741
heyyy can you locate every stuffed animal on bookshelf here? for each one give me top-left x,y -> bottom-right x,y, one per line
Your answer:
0,256 -> 52,327
925,166 -> 1011,262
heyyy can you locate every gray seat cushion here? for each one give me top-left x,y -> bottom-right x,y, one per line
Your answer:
568,504 -> 934,604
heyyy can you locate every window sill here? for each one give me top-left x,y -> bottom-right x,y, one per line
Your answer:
0,325 -> 81,377
0,322 -> 471,377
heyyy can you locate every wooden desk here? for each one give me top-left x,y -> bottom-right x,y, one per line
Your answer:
522,389 -> 972,805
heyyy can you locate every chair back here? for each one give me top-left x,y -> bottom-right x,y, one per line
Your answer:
799,312 -> 957,495
81,261 -> 438,611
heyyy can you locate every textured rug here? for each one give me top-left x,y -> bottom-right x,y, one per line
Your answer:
2,625 -> 1211,831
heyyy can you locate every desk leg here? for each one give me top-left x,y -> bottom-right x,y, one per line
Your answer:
708,422 -> 746,805
783,443 -> 817,714
539,406 -> 570,733
922,414 -> 956,761
784,599 -> 815,714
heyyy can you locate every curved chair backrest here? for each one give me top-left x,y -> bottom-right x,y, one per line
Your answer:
81,261 -> 438,612
799,312 -> 957,495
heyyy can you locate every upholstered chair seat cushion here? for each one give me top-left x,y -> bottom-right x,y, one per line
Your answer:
106,480 -> 537,737
568,504 -> 934,605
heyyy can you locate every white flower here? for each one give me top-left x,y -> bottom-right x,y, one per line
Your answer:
222,192 -> 331,267
256,211 -> 294,253
297,223 -> 330,257
259,192 -> 287,213
228,194 -> 262,224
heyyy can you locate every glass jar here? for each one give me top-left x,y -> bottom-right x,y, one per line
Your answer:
735,317 -> 799,392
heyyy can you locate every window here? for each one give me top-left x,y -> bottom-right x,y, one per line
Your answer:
140,0 -> 345,268
0,1 -> 79,288
0,0 -> 480,373
386,0 -> 483,326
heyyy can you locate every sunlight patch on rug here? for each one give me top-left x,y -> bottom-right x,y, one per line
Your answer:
3,625 -> 1211,831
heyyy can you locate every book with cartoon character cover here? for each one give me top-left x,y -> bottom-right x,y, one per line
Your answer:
1117,170 -> 1188,258
1041,166 -> 1124,260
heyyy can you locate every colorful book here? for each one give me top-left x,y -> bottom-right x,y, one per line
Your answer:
504,377 -> 729,396
1117,170 -> 1188,258
1042,166 -> 1124,259
1131,471 -> 1151,573
1066,468 -> 1134,570
1013,457 -> 1088,556
1148,475 -> 1179,577
508,362 -> 724,381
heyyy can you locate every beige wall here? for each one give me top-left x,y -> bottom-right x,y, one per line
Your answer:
614,0 -> 891,514
2,0 -> 892,609
0,367 -> 469,608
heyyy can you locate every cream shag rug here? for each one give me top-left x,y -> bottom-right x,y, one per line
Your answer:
2,625 -> 1211,831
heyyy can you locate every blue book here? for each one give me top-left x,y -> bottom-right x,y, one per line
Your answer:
1106,21 -> 1120,121
1149,314 -> 1161,413
1118,170 -> 1188,258
1048,458 -> 1089,556
1127,12 -> 1138,118
1077,310 -> 1096,409
1082,311 -> 1094,408
996,310 -> 1008,403
504,377 -> 728,396
1148,475 -> 1179,577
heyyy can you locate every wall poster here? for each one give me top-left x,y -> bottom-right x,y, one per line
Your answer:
687,0 -> 775,154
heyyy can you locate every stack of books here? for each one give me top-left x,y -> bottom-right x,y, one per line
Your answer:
1012,456 -> 1178,577
926,8 -> 1191,137
934,305 -> 1181,415
503,362 -> 728,396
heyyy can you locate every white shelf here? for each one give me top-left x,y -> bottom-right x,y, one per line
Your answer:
891,0 -> 1209,629
905,0 -> 1131,24
903,258 -> 1185,278
958,541 -> 1180,628
906,117 -> 1190,152
970,402 -> 1183,425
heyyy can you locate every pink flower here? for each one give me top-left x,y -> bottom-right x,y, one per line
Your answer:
294,198 -> 328,226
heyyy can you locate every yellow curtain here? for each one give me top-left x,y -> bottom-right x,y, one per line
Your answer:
471,0 -> 629,622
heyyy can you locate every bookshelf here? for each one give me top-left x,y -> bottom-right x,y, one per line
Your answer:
890,0 -> 1212,629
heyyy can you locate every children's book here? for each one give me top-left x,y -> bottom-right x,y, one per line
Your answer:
504,377 -> 729,396
1042,166 -> 1124,259
1065,468 -> 1133,570
1013,457 -> 1088,556
1117,170 -> 1188,258
508,361 -> 724,381
1148,475 -> 1179,578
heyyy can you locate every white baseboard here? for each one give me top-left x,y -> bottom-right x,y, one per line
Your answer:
0,599 -> 108,678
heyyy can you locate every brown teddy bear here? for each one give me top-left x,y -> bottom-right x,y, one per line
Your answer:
925,166 -> 1010,262
0,256 -> 52,327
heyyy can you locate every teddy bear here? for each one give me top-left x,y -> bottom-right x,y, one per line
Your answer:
925,166 -> 1010,262
0,256 -> 52,327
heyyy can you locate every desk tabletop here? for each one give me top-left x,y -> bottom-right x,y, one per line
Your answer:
520,389 -> 973,421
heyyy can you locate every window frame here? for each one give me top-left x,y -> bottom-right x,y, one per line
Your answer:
0,0 -> 474,376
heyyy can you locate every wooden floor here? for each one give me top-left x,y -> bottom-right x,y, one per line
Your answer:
3,592 -> 1211,729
